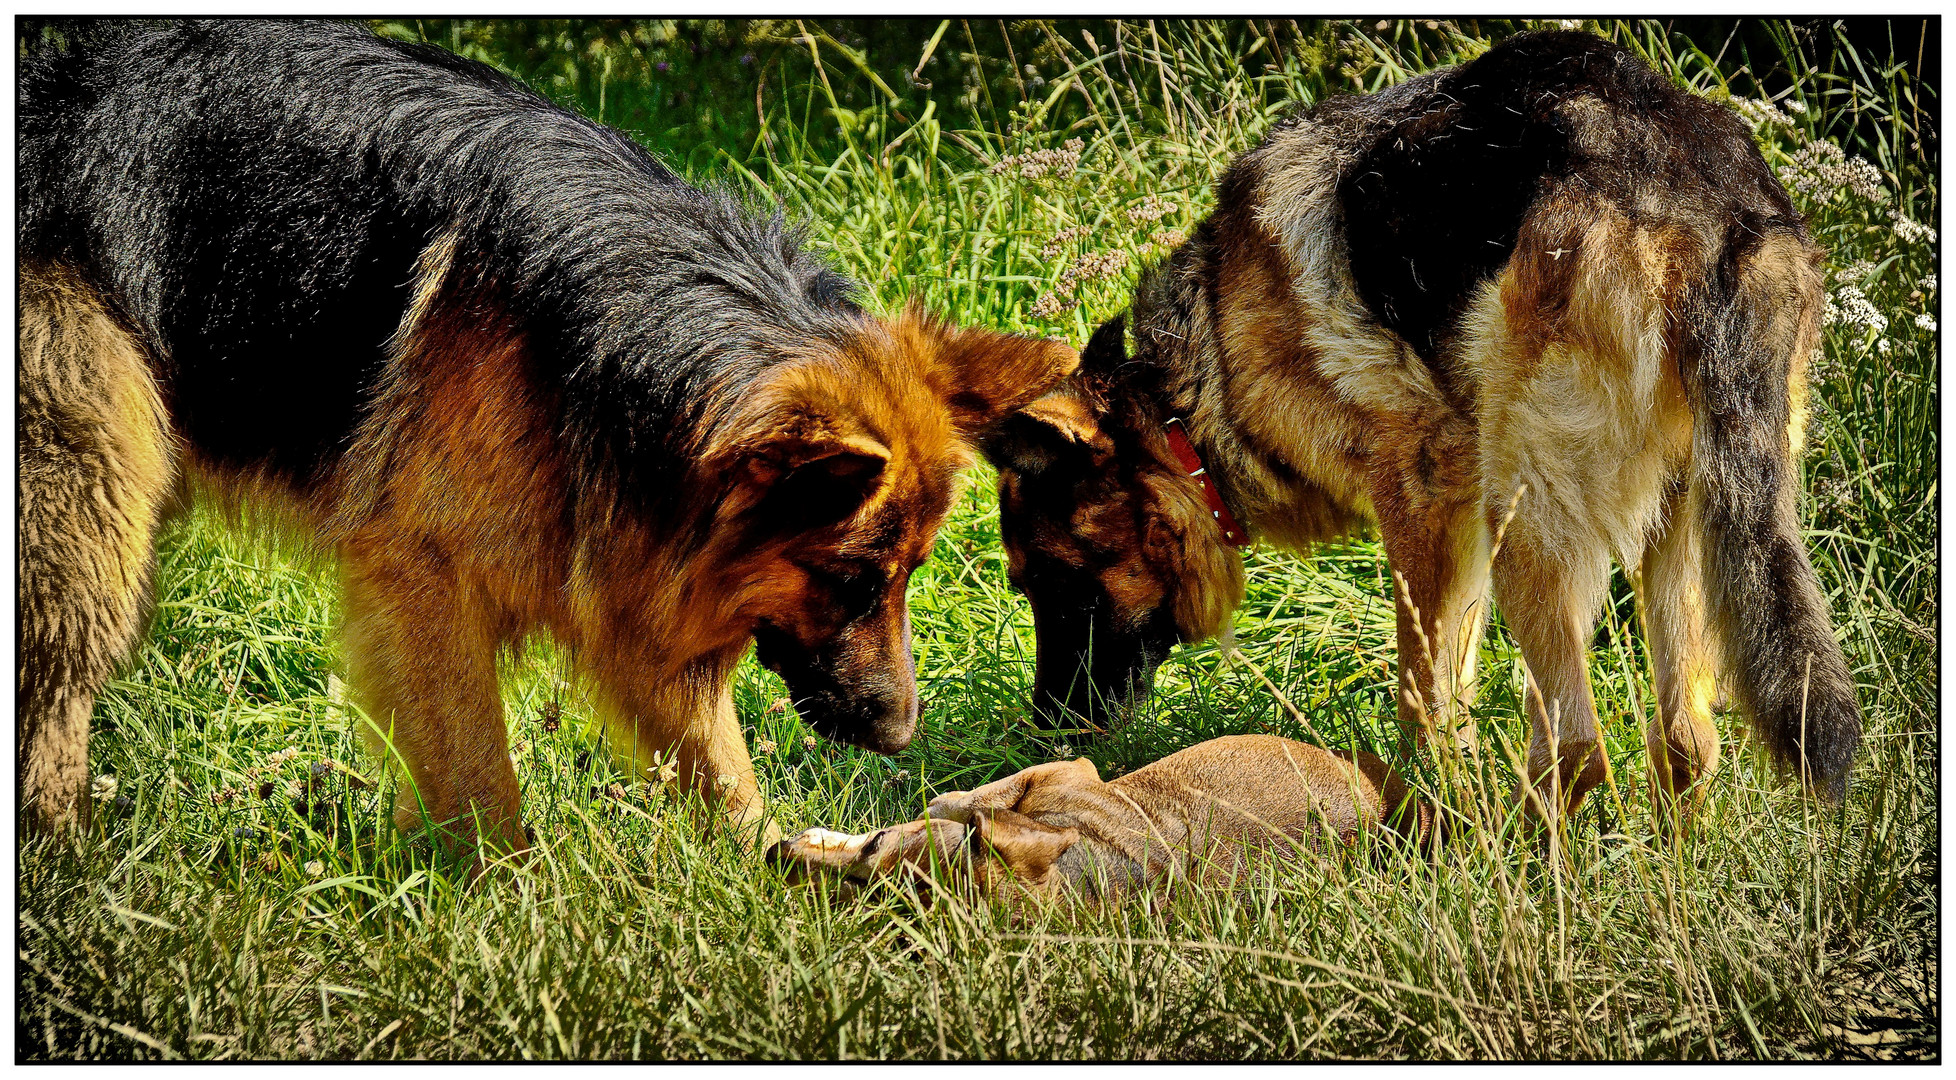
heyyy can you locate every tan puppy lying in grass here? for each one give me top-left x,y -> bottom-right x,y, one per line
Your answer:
769,734 -> 1429,902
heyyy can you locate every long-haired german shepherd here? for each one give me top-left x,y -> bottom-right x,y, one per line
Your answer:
19,20 -> 1076,851
982,30 -> 1861,823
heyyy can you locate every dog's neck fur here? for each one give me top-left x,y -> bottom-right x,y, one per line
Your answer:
1111,254 -> 1308,555
1107,190 -> 1379,559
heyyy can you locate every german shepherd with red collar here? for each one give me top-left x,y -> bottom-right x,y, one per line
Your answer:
18,20 -> 1074,852
982,30 -> 1861,824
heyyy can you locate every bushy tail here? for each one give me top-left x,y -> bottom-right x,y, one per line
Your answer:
1685,230 -> 1862,801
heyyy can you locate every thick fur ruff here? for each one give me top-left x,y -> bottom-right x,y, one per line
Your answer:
18,20 -> 1075,848
986,30 -> 1861,817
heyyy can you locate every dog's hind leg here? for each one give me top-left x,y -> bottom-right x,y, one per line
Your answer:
341,541 -> 525,859
1636,478 -> 1722,826
18,264 -> 176,837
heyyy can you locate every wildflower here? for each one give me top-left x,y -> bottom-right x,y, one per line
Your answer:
1921,273 -> 1937,293
767,696 -> 792,715
656,761 -> 680,785
267,747 -> 301,768
1040,224 -> 1092,259
1785,98 -> 1808,115
713,775 -> 737,791
213,785 -> 241,805
1779,141 -> 1884,204
1731,97 -> 1792,129
1029,292 -> 1079,319
1833,259 -> 1875,283
1125,194 -> 1178,225
988,137 -> 1086,181
1557,19 -> 1582,30
258,781 -> 277,800
304,860 -> 325,877
802,735 -> 819,752
1826,284 -> 1888,333
755,738 -> 778,755
1054,744 -> 1075,760
1032,248 -> 1132,320
538,701 -> 562,732
284,779 -> 304,800
90,774 -> 119,801
1148,228 -> 1187,249
1890,208 -> 1938,245
1914,312 -> 1937,332
605,782 -> 628,800
654,60 -> 669,73
1878,339 -> 1894,355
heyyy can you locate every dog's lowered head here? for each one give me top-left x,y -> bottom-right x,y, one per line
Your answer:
981,318 -> 1244,731
711,308 -> 1079,754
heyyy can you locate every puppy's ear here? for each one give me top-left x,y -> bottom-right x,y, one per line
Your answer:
978,389 -> 1110,477
969,810 -> 1081,883
905,306 -> 1080,433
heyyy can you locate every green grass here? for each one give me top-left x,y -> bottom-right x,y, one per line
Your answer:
18,19 -> 1937,1060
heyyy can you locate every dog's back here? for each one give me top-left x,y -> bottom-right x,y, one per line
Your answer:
22,20 -> 857,497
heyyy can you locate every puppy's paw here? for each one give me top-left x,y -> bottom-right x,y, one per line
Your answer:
924,791 -> 976,822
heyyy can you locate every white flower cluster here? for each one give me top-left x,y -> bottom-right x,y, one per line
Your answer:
1732,96 -> 1793,129
1125,194 -> 1178,224
1889,207 -> 1938,245
1825,283 -> 1889,333
1031,248 -> 1131,318
989,137 -> 1086,181
1779,141 -> 1886,204
1834,259 -> 1876,283
1921,272 -> 1937,293
1040,224 -> 1092,259
1913,312 -> 1937,333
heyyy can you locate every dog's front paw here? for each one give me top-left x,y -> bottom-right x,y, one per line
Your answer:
925,791 -> 975,822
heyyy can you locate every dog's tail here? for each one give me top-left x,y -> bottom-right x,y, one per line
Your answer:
1683,228 -> 1861,801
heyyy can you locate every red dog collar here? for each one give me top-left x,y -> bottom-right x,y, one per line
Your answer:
1164,417 -> 1249,547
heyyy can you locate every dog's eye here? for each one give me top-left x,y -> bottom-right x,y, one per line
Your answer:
812,563 -> 885,622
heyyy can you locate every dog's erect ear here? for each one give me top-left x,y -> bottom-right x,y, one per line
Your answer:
970,810 -> 1081,882
908,309 -> 1079,433
1078,314 -> 1128,375
978,389 -> 1110,477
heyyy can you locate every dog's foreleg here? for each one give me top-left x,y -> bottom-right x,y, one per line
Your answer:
341,541 -> 524,859
587,654 -> 778,849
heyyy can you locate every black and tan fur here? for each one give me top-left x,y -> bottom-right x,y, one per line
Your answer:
18,20 -> 1075,850
770,734 -> 1427,902
983,31 -> 1861,824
